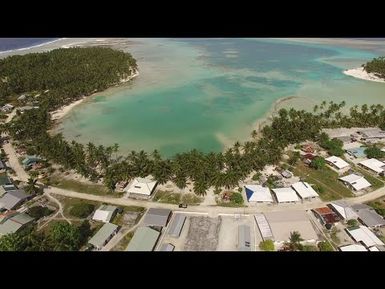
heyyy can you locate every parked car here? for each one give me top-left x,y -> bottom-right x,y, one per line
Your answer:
178,203 -> 188,208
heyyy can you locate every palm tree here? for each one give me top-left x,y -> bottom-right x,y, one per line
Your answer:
25,177 -> 40,195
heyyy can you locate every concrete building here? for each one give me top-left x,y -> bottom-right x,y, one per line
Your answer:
126,227 -> 160,251
325,156 -> 350,171
92,205 -> 118,223
262,210 -> 318,244
291,181 -> 319,200
244,185 -> 273,203
0,213 -> 34,236
238,225 -> 251,251
339,174 -> 372,191
271,187 -> 300,203
351,204 -> 385,228
358,128 -> 385,140
167,214 -> 186,238
88,223 -> 119,250
124,177 -> 157,198
143,208 -> 172,227
0,190 -> 30,210
359,158 -> 385,175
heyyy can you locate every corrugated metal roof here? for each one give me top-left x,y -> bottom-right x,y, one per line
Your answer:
159,243 -> 175,251
143,208 -> 171,227
0,190 -> 29,210
126,227 -> 160,251
254,213 -> 273,241
0,213 -> 33,236
352,204 -> 385,228
168,214 -> 186,238
88,223 -> 118,249
238,225 -> 251,251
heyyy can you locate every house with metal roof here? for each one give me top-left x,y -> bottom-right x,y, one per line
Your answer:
339,244 -> 368,251
346,147 -> 367,158
22,155 -> 40,169
158,243 -> 175,251
238,225 -> 251,251
0,190 -> 30,210
359,158 -> 385,175
339,173 -> 372,192
0,175 -> 12,186
143,208 -> 171,227
271,187 -> 300,203
124,177 -> 157,198
168,214 -> 186,238
358,128 -> 385,140
262,210 -> 318,244
0,213 -> 34,236
346,226 -> 384,248
244,185 -> 273,203
291,181 -> 319,200
88,223 -> 119,250
126,226 -> 160,251
92,205 -> 118,223
328,201 -> 358,220
312,207 -> 341,225
325,156 -> 350,171
351,204 -> 385,228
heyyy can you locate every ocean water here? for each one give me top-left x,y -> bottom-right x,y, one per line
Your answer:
0,38 -> 58,52
57,38 -> 384,157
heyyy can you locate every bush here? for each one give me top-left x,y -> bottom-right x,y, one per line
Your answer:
27,206 -> 54,219
259,240 -> 275,251
252,173 -> 261,181
347,219 -> 358,228
230,192 -> 244,205
365,146 -> 385,159
318,241 -> 334,251
310,157 -> 325,170
69,203 -> 95,218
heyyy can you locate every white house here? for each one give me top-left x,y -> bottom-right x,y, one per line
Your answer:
124,177 -> 157,197
339,244 -> 368,251
291,181 -> 319,200
346,226 -> 384,248
325,156 -> 350,171
328,201 -> 358,220
271,187 -> 299,203
359,158 -> 385,174
244,185 -> 273,203
92,205 -> 118,223
339,174 -> 372,191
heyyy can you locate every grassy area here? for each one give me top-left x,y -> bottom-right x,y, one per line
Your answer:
181,193 -> 202,205
291,162 -> 354,201
112,231 -> 135,251
112,206 -> 145,227
366,196 -> 385,216
153,190 -> 181,204
47,176 -> 116,196
216,192 -> 246,207
59,197 -> 100,219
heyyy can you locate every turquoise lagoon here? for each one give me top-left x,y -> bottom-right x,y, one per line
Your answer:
57,38 -> 385,157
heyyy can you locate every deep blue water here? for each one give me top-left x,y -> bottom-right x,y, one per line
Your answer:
0,38 -> 58,52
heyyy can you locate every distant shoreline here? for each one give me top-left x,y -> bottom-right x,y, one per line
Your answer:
0,38 -> 66,55
344,67 -> 385,83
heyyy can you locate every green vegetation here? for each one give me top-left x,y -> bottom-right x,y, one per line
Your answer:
347,219 -> 359,229
330,227 -> 341,244
27,206 -> 54,219
259,240 -> 275,251
292,162 -> 353,201
216,192 -> 245,207
0,221 -> 93,251
367,199 -> 385,216
252,172 -> 262,181
364,146 -> 385,159
153,190 -> 181,204
318,133 -> 344,156
363,56 -> 385,79
112,206 -> 145,227
264,175 -> 281,189
310,156 -> 326,170
302,245 -> 318,251
69,203 -> 95,218
288,151 -> 300,166
181,193 -> 202,205
47,176 -> 111,196
24,178 -> 44,195
281,231 -> 304,251
318,241 -> 334,251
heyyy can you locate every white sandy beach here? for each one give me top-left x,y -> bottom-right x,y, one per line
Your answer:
344,67 -> 385,83
50,70 -> 140,121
